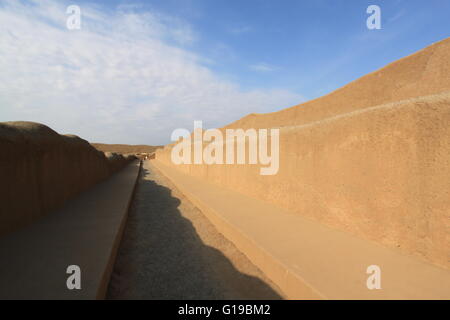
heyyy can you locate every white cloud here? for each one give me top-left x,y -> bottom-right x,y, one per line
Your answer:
249,63 -> 279,73
0,0 -> 302,145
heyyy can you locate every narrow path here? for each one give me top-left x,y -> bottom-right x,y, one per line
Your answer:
107,161 -> 283,299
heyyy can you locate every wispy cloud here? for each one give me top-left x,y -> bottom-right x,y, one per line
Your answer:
387,9 -> 406,24
0,0 -> 302,145
227,25 -> 253,35
249,63 -> 279,72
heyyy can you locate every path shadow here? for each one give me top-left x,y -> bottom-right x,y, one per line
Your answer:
107,166 -> 283,300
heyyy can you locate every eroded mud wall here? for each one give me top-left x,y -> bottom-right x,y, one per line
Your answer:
225,38 -> 450,130
155,93 -> 450,269
0,122 -> 135,236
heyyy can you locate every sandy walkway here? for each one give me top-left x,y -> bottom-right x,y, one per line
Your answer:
107,161 -> 283,299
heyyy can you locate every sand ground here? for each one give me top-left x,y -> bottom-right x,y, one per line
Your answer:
107,161 -> 283,299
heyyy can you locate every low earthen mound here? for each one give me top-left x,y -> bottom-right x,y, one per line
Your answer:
92,143 -> 162,155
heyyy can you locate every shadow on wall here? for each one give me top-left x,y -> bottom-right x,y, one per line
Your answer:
0,121 -> 136,238
107,167 -> 282,300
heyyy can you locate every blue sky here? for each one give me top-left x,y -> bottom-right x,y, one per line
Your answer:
0,0 -> 448,144
89,0 -> 450,99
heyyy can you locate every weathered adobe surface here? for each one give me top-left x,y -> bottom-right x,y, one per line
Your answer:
225,37 -> 450,130
156,38 -> 450,269
0,121 -> 136,237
